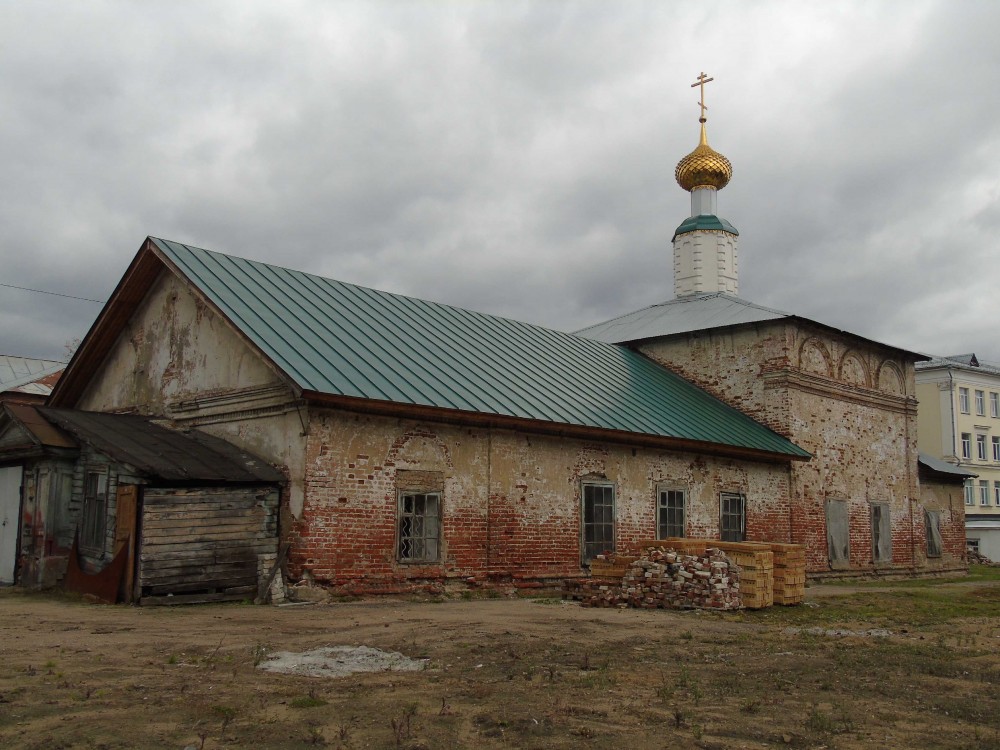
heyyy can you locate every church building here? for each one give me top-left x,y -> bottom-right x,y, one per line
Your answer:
0,76 -> 965,600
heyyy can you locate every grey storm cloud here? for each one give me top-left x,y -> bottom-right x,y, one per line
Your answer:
1,1 -> 999,364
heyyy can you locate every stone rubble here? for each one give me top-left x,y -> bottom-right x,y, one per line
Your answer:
567,547 -> 742,610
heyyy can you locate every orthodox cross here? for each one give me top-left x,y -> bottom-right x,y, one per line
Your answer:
691,72 -> 714,122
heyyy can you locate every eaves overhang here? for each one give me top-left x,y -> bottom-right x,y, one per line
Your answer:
301,389 -> 811,465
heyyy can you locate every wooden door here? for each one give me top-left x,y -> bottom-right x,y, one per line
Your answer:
0,466 -> 23,584
114,485 -> 138,602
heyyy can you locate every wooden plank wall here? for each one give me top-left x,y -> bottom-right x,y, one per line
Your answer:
138,486 -> 278,603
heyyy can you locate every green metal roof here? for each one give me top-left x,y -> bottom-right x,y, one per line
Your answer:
151,238 -> 808,459
672,214 -> 739,241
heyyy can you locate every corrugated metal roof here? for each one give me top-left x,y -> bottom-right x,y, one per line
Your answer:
917,452 -> 977,480
150,238 -> 809,459
574,293 -> 790,344
574,293 -> 929,360
40,408 -> 285,483
0,355 -> 65,393
916,354 -> 1000,376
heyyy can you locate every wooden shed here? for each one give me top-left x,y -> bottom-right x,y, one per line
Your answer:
0,405 -> 285,603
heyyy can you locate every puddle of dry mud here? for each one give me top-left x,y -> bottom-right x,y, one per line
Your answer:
258,645 -> 427,677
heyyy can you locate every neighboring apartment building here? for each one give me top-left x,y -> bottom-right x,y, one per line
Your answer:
915,354 -> 1000,559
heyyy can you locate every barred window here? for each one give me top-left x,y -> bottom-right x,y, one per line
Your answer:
720,492 -> 746,542
397,492 -> 441,562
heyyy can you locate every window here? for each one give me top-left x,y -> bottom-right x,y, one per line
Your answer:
826,499 -> 850,569
967,538 -> 980,553
397,492 -> 441,562
980,481 -> 990,506
977,434 -> 988,461
581,482 -> 615,563
994,481 -> 1000,506
992,392 -> 999,418
657,488 -> 686,539
81,471 -> 108,551
925,511 -> 942,558
871,503 -> 891,563
720,492 -> 746,542
994,436 -> 1000,462
961,433 -> 972,459
976,390 -> 986,416
960,387 -> 970,413
964,479 -> 974,506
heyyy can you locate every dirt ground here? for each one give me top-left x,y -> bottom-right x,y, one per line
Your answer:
2,572 -> 1000,750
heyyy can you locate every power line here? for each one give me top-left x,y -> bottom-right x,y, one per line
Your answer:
0,282 -> 105,304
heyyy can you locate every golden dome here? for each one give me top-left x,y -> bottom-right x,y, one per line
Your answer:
675,122 -> 732,192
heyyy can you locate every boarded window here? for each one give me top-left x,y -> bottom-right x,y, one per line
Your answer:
81,471 -> 108,552
871,503 -> 892,563
397,492 -> 441,563
925,511 -> 942,558
720,492 -> 745,542
826,500 -> 850,569
657,488 -> 686,539
582,483 -> 615,563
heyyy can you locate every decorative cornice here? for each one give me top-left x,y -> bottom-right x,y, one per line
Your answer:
763,369 -> 916,414
168,384 -> 294,418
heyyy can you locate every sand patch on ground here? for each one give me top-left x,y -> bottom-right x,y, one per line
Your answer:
258,645 -> 427,677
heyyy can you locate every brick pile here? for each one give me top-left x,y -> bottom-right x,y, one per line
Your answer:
569,547 -> 742,610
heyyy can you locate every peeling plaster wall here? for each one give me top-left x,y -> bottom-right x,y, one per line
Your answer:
638,322 -> 937,575
290,408 -> 792,593
919,478 -> 968,570
74,270 -> 306,513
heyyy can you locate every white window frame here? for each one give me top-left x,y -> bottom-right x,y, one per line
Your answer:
976,390 -> 986,416
994,481 -> 1000,507
991,392 -> 999,418
980,480 -> 990,506
993,436 -> 1000,462
964,479 -> 974,506
656,486 -> 687,539
977,434 -> 988,461
960,387 -> 970,414
961,433 -> 972,460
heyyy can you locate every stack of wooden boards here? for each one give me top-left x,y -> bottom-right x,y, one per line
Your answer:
768,543 -> 806,605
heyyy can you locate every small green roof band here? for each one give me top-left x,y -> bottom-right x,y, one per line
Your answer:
672,215 -> 739,241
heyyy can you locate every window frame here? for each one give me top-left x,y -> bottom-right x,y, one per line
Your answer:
964,479 -> 974,506
977,434 -> 988,461
959,387 -> 970,414
961,433 -> 972,460
80,469 -> 108,553
925,510 -> 942,558
871,502 -> 892,564
993,436 -> 1000,462
396,490 -> 442,564
720,491 -> 746,543
976,390 -> 986,416
980,480 -> 990,506
991,392 -> 999,418
994,481 -> 1000,507
581,481 -> 616,564
656,486 -> 687,540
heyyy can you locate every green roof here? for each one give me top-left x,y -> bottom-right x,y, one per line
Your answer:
151,238 -> 808,459
672,214 -> 739,241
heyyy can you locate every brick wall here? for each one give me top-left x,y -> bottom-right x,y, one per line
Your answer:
288,408 -> 793,594
638,321 -> 942,575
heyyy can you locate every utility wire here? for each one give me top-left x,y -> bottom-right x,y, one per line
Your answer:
0,282 -> 105,304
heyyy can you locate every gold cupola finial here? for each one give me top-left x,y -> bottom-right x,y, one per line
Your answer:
674,72 -> 733,192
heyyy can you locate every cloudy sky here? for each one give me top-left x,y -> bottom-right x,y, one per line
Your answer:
1,1 -> 999,365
